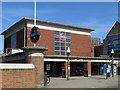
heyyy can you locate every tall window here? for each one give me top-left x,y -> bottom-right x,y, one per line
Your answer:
11,33 -> 17,48
54,31 -> 71,56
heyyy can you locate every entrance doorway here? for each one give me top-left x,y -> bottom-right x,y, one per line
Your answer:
44,62 -> 64,77
70,62 -> 85,76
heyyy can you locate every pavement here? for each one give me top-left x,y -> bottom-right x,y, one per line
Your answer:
45,75 -> 118,88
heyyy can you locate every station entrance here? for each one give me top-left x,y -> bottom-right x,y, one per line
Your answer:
45,62 -> 88,77
45,61 -> 105,77
70,62 -> 87,76
44,62 -> 64,77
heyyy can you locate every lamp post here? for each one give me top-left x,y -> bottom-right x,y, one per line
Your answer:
111,49 -> 114,77
67,47 -> 71,80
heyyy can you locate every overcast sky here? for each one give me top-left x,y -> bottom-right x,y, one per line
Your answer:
0,2 -> 118,50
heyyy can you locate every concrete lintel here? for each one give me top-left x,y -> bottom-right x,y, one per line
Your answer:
21,47 -> 48,56
21,47 -> 48,51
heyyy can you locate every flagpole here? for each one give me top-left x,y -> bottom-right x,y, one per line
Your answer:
34,0 -> 36,47
34,0 -> 36,26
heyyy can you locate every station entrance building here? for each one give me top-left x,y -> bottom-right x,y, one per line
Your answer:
1,17 -> 120,77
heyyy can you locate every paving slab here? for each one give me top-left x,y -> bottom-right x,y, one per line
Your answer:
45,75 -> 118,88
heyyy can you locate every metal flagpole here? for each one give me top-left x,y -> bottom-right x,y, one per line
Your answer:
34,0 -> 36,47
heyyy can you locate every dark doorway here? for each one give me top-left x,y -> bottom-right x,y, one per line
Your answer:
56,63 -> 62,76
70,62 -> 85,76
91,62 -> 100,75
44,62 -> 63,77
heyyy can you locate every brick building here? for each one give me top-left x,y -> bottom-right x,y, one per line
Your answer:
1,17 -> 119,78
2,17 -> 94,57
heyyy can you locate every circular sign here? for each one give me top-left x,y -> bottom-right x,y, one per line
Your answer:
60,33 -> 66,40
30,26 -> 40,43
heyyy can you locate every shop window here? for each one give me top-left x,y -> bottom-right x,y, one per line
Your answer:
46,64 -> 51,70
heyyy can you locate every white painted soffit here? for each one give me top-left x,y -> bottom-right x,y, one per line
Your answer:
44,59 -> 112,62
27,24 -> 91,36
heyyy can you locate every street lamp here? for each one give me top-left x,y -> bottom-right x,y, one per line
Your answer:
67,47 -> 71,80
111,49 -> 114,77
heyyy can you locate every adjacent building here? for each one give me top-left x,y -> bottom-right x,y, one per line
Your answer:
103,21 -> 120,58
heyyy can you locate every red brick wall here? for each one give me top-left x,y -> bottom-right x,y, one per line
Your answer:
2,70 -> 35,88
27,27 -> 92,57
88,61 -> 91,76
17,29 -> 24,48
71,33 -> 91,57
26,56 -> 44,86
27,27 -> 54,55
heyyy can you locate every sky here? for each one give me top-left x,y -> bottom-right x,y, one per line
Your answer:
0,2 -> 118,51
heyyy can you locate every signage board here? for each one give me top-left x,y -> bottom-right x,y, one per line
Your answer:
30,26 -> 40,43
60,33 -> 66,40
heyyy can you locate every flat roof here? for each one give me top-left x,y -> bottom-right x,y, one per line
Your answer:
1,17 -> 95,35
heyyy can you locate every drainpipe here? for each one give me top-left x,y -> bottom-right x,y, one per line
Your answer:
24,23 -> 27,47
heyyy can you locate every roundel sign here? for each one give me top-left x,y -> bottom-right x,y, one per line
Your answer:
30,26 -> 40,43
60,33 -> 66,40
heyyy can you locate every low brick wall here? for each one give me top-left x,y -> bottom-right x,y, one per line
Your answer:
0,64 -> 35,88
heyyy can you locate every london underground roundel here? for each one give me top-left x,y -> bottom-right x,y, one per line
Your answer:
60,33 -> 66,40
30,26 -> 40,43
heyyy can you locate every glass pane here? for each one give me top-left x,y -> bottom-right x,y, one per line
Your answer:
61,39 -> 65,42
61,43 -> 65,47
60,32 -> 65,34
61,47 -> 65,50
55,34 -> 59,38
55,31 -> 59,35
55,38 -> 59,41
55,42 -> 59,46
66,39 -> 70,42
66,32 -> 70,36
55,51 -> 59,55
67,36 -> 71,39
66,43 -> 71,47
61,52 -> 65,55
55,47 -> 59,50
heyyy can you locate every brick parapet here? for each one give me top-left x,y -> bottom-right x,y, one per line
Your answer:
1,69 -> 35,88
